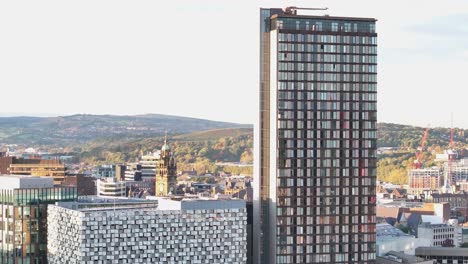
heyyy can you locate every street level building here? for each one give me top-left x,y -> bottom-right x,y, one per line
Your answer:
408,168 -> 443,192
376,223 -> 420,256
140,151 -> 160,180
416,247 -> 468,264
91,164 -> 115,178
432,192 -> 468,208
254,7 -> 377,264
444,158 -> 468,184
0,175 -> 77,264
417,223 -> 456,247
376,251 -> 433,264
124,163 -> 143,181
115,164 -> 126,181
0,156 -> 67,185
96,177 -> 126,197
47,197 -> 247,263
60,173 -> 96,196
432,192 -> 468,220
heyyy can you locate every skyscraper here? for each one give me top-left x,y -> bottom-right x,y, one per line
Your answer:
254,7 -> 377,263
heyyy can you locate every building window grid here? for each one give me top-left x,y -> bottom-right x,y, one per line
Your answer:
0,187 -> 77,263
274,29 -> 376,263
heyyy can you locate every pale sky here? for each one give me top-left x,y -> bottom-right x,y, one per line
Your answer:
0,0 -> 467,127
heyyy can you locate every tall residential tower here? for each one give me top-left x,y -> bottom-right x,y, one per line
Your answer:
254,7 -> 377,264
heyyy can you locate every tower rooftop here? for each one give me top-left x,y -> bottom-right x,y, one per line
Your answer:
0,174 -> 54,189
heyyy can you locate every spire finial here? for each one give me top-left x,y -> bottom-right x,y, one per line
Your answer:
162,131 -> 171,152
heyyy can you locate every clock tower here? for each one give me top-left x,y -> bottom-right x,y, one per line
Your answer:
155,136 -> 177,196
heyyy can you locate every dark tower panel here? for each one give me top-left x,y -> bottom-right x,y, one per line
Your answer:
254,8 -> 378,264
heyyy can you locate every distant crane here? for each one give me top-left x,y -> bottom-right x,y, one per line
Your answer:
442,115 -> 457,193
448,126 -> 454,186
413,127 -> 430,169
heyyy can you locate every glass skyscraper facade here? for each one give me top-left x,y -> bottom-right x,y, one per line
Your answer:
0,176 -> 77,264
254,8 -> 377,264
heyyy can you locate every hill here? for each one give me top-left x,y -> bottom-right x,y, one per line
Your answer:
75,127 -> 254,175
378,123 -> 468,148
174,128 -> 253,141
78,123 -> 468,180
378,123 -> 468,184
0,114 -> 250,146
2,115 -> 467,182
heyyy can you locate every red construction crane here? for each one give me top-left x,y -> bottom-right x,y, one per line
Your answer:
413,127 -> 430,169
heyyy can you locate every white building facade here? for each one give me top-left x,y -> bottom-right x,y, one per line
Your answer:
47,197 -> 247,263
376,223 -> 425,256
417,223 -> 456,247
96,177 -> 126,197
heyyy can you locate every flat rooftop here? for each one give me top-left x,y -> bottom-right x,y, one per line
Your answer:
273,13 -> 377,22
377,251 -> 430,264
377,223 -> 414,242
54,196 -> 245,213
416,247 -> 468,257
152,196 -> 246,211
55,196 -> 158,212
263,8 -> 376,22
0,174 -> 54,189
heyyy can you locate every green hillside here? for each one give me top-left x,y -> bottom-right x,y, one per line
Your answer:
174,128 -> 252,141
0,114 -> 250,146
377,123 -> 468,184
2,115 -> 467,182
378,123 -> 468,148
76,127 -> 254,175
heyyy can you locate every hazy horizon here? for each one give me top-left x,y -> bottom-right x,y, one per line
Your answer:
0,112 -> 252,125
0,112 -> 466,130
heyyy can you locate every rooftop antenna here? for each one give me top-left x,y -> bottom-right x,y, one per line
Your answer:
449,113 -> 455,186
284,6 -> 328,15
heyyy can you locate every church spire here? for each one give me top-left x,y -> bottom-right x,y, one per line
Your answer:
161,131 -> 171,154
156,131 -> 177,196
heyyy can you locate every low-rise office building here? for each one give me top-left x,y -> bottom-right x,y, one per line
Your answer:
409,168 -> 443,192
376,223 -> 422,256
124,163 -> 142,181
96,177 -> 126,197
460,227 -> 468,245
47,197 -> 247,263
0,156 -> 67,185
377,251 -> 434,264
140,151 -> 159,180
91,164 -> 115,178
417,223 -> 456,247
60,173 -> 96,196
416,247 -> 468,264
0,175 -> 77,264
432,192 -> 468,209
